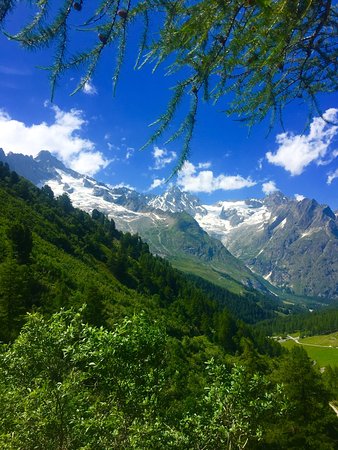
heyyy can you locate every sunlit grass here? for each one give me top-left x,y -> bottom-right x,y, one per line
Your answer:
281,333 -> 338,367
300,332 -> 338,347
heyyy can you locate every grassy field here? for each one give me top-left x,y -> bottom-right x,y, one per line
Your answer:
299,332 -> 338,347
281,333 -> 338,367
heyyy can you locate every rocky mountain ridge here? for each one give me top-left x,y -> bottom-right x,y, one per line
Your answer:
0,149 -> 268,295
1,149 -> 337,300
192,192 -> 338,299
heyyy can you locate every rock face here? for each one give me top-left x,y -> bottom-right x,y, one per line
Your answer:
194,192 -> 338,299
1,149 -> 337,299
0,149 -> 83,185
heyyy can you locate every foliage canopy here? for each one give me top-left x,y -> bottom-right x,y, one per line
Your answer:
1,1 -> 337,170
0,161 -> 337,447
0,308 -> 285,449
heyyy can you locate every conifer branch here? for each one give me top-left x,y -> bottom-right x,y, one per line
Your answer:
50,22 -> 68,102
8,1 -> 73,49
82,0 -> 117,27
134,9 -> 149,70
140,78 -> 192,150
0,0 -> 15,25
1,0 -> 337,168
168,91 -> 199,178
112,0 -> 132,95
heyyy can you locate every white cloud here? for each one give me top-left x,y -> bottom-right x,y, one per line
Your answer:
295,194 -> 305,201
107,142 -> 121,153
149,178 -> 165,190
266,108 -> 338,175
327,168 -> 338,185
82,80 -> 97,95
152,146 -> 177,170
105,138 -> 134,163
262,181 -> 278,195
197,162 -> 212,169
126,147 -> 134,160
70,152 -> 107,176
0,105 -> 109,176
177,161 -> 256,193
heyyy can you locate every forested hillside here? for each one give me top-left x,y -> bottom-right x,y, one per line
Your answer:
256,306 -> 338,338
0,162 -> 337,449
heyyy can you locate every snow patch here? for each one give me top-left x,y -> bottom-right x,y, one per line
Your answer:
256,248 -> 264,256
195,200 -> 271,243
277,218 -> 287,229
263,271 -> 273,281
300,228 -> 321,238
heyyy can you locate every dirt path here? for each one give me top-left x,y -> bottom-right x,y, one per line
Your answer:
287,335 -> 337,349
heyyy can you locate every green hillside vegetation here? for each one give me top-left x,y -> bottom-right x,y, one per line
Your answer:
255,306 -> 338,338
166,254 -> 247,295
258,276 -> 333,309
280,332 -> 338,368
184,273 -> 286,325
0,162 -> 337,449
256,308 -> 338,372
133,211 -> 271,297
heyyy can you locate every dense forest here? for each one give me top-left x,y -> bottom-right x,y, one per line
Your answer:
256,307 -> 338,338
0,161 -> 337,449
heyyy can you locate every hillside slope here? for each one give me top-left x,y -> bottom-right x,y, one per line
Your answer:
0,150 -> 269,296
0,161 -> 282,344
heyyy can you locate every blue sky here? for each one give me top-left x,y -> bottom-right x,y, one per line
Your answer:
0,5 -> 337,209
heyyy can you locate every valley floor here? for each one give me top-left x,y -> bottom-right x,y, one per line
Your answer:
280,333 -> 338,367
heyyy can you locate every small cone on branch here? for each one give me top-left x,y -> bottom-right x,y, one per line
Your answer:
99,33 -> 108,44
73,1 -> 82,11
117,9 -> 128,19
216,35 -> 226,45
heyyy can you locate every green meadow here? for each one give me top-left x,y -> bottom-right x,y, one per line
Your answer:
281,333 -> 338,368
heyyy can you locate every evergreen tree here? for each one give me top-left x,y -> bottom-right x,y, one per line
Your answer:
268,346 -> 338,449
323,365 -> 338,400
6,222 -> 33,265
0,161 -> 10,180
57,193 -> 73,213
214,309 -> 238,354
0,259 -> 33,341
41,184 -> 54,201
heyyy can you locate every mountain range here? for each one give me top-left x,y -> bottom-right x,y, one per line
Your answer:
1,148 -> 337,302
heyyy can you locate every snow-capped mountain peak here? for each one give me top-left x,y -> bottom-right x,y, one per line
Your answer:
148,186 -> 206,216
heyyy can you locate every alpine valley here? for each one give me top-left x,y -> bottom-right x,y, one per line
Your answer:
1,149 -> 337,305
